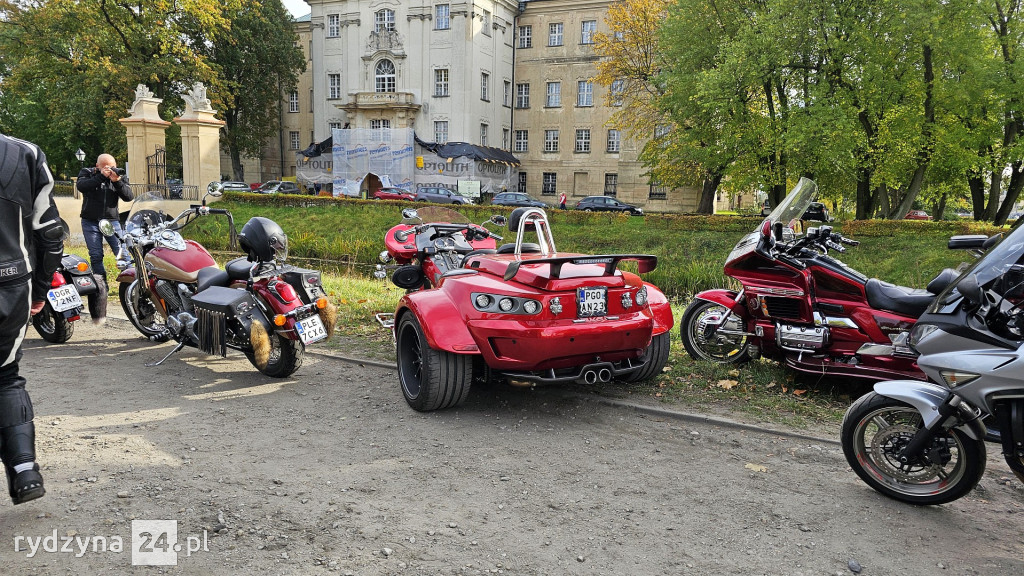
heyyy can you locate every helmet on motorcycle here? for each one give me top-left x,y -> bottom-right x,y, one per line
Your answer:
239,217 -> 288,262
508,207 -> 542,232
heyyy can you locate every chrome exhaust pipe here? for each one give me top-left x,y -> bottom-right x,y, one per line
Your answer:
583,370 -> 598,385
597,368 -> 612,383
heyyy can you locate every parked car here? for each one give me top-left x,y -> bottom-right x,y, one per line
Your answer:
414,186 -> 474,205
575,195 -> 643,215
373,187 -> 416,201
801,202 -> 832,222
255,180 -> 300,195
904,210 -> 931,221
166,178 -> 184,199
491,192 -> 547,208
215,181 -> 250,192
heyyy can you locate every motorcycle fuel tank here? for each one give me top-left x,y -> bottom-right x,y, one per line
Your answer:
145,240 -> 217,283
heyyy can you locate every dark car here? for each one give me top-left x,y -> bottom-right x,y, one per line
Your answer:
255,180 -> 300,195
414,186 -> 474,205
801,202 -> 832,222
575,195 -> 643,215
166,178 -> 184,199
491,192 -> 546,208
373,187 -> 416,201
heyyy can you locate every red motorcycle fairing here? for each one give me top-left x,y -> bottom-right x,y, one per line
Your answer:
692,289 -> 745,314
384,223 -> 497,264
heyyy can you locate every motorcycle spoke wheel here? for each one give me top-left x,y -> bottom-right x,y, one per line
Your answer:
681,300 -> 750,363
119,281 -> 169,341
841,393 -> 985,505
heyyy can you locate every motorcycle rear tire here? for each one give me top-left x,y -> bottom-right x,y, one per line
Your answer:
841,392 -> 985,505
396,313 -> 471,411
245,333 -> 303,378
680,299 -> 751,364
622,332 -> 671,383
32,303 -> 73,343
119,281 -> 169,342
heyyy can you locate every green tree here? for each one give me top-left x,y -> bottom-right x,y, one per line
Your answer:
201,0 -> 305,181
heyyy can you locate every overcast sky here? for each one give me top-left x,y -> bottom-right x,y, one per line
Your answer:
282,0 -> 309,17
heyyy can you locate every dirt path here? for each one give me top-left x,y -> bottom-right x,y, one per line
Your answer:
1,321 -> 1022,575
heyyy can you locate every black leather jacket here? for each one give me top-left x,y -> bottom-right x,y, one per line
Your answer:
0,134 -> 63,301
77,166 -> 133,221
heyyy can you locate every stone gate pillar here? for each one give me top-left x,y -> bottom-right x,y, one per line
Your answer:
175,82 -> 224,195
119,85 -> 169,188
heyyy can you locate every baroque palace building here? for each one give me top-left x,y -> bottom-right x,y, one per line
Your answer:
250,0 -> 707,211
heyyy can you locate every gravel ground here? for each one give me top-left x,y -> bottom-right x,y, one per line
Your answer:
1,320 -> 1022,575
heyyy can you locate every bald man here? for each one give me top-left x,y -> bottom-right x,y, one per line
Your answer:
77,154 -> 133,323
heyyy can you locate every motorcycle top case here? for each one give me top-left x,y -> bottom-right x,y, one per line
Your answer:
60,254 -> 99,296
280,266 -> 326,305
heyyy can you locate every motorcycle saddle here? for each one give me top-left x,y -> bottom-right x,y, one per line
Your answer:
195,258 -> 253,293
864,278 -> 934,318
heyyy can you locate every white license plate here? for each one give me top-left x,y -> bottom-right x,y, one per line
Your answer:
296,315 -> 328,345
577,286 -> 607,318
46,285 -> 82,313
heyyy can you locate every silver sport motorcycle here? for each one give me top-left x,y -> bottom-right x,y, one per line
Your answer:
842,223 -> 1024,505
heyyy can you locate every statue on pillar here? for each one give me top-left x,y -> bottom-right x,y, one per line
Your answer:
182,82 -> 213,113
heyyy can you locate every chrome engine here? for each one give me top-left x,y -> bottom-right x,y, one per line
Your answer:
776,323 -> 829,351
165,311 -> 198,342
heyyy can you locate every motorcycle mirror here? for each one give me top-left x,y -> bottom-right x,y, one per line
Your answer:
490,215 -> 508,226
983,233 -> 1003,250
401,208 -> 419,220
98,219 -> 114,236
207,182 -> 225,197
957,274 -> 984,307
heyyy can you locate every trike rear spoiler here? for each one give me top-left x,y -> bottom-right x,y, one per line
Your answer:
503,254 -> 658,281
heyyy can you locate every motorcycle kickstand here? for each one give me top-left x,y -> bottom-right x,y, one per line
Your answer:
146,341 -> 187,367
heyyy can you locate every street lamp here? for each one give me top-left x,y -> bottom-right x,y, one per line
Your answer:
74,148 -> 85,174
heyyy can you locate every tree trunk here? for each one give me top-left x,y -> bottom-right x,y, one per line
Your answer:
696,171 -> 722,214
968,171 -> 986,219
933,192 -> 947,221
890,44 -> 934,220
856,168 -> 871,220
994,162 -> 1024,225
230,146 -> 244,182
890,164 -> 927,220
985,168 -> 1003,221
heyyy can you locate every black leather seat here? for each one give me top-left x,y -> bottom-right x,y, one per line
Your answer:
226,257 -> 253,281
496,243 -> 541,254
196,267 -> 229,294
463,248 -> 496,268
927,268 -> 959,294
864,278 -> 935,318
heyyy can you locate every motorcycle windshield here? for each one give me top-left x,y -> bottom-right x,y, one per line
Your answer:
727,178 -> 819,260
764,177 -> 819,230
126,191 -> 178,232
403,206 -> 471,225
931,223 -> 1024,312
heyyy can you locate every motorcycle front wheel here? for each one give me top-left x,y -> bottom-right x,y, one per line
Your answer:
245,332 -> 303,378
841,392 -> 986,505
32,303 -> 73,343
119,280 -> 169,342
680,299 -> 751,363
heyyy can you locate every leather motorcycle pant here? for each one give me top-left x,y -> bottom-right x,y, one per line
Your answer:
0,280 -> 37,470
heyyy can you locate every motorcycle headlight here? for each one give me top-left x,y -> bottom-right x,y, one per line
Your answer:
908,323 -> 939,351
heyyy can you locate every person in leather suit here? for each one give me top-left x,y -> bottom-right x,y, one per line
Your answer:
0,132 -> 64,505
77,153 -> 133,323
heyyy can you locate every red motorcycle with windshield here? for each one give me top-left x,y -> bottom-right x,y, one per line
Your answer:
681,178 -> 969,381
